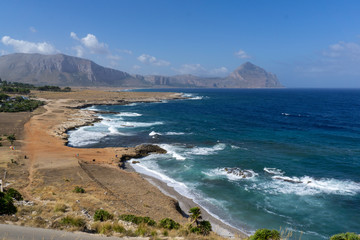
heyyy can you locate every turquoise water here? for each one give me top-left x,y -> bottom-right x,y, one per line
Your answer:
68,89 -> 360,239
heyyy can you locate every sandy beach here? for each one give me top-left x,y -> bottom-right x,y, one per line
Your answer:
0,89 -> 247,239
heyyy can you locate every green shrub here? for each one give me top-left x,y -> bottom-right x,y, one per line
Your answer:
5,188 -> 23,201
60,216 -> 86,228
330,232 -> 360,240
250,228 -> 280,240
0,192 -> 17,215
143,216 -> 156,226
198,220 -> 212,235
73,186 -> 85,193
94,209 -> 113,222
159,218 -> 180,230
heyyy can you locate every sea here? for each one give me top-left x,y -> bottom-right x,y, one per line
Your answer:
67,88 -> 360,239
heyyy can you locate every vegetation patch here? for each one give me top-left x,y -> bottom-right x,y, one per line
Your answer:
330,232 -> 360,240
0,95 -> 44,112
159,218 -> 180,230
5,188 -> 23,201
73,186 -> 85,193
60,216 -> 86,230
0,188 -> 23,215
249,228 -> 280,240
93,209 -> 113,222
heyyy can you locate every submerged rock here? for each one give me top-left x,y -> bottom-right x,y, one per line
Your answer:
223,167 -> 255,178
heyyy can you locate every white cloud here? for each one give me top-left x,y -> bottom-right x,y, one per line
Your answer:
137,54 -> 170,66
322,41 -> 360,59
70,32 -> 79,40
1,36 -> 57,54
72,45 -> 84,57
70,32 -> 108,55
235,49 -> 251,59
29,27 -> 37,33
296,40 -> 360,76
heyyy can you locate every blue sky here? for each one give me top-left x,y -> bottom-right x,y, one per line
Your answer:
1,0 -> 360,87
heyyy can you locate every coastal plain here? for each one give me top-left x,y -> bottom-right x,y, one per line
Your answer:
0,89 -> 245,239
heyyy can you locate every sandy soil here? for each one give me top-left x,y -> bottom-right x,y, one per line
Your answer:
0,89 -> 247,239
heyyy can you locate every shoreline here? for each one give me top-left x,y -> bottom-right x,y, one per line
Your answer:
137,168 -> 248,238
92,106 -> 250,238
123,162 -> 248,238
1,89 -> 248,239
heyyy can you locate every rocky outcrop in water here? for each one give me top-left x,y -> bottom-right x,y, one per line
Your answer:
223,167 -> 255,178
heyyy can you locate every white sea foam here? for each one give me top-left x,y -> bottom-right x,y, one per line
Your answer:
85,106 -> 99,111
259,175 -> 360,196
264,167 -> 285,175
67,127 -> 107,147
101,119 -> 133,135
165,132 -> 186,135
190,143 -> 226,155
118,121 -> 163,128
182,93 -> 204,100
116,112 -> 142,117
159,144 -> 186,161
131,161 -> 191,197
124,103 -> 138,106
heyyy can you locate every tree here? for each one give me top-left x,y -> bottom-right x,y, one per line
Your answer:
189,207 -> 202,226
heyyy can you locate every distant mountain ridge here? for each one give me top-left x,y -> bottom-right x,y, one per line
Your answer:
0,53 -> 283,88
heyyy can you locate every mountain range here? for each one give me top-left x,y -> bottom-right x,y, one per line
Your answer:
0,53 -> 283,88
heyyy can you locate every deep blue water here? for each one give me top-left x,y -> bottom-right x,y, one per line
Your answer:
68,89 -> 360,239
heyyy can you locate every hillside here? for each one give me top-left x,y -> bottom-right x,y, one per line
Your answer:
0,53 -> 283,88
0,53 -> 148,87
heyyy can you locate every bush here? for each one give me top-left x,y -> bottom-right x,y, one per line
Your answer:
159,218 -> 180,230
119,214 -> 156,226
60,216 -> 86,228
198,220 -> 212,235
5,188 -> 23,201
73,186 -> 85,193
249,228 -> 280,240
330,232 -> 360,240
0,192 -> 17,215
93,209 -> 113,222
